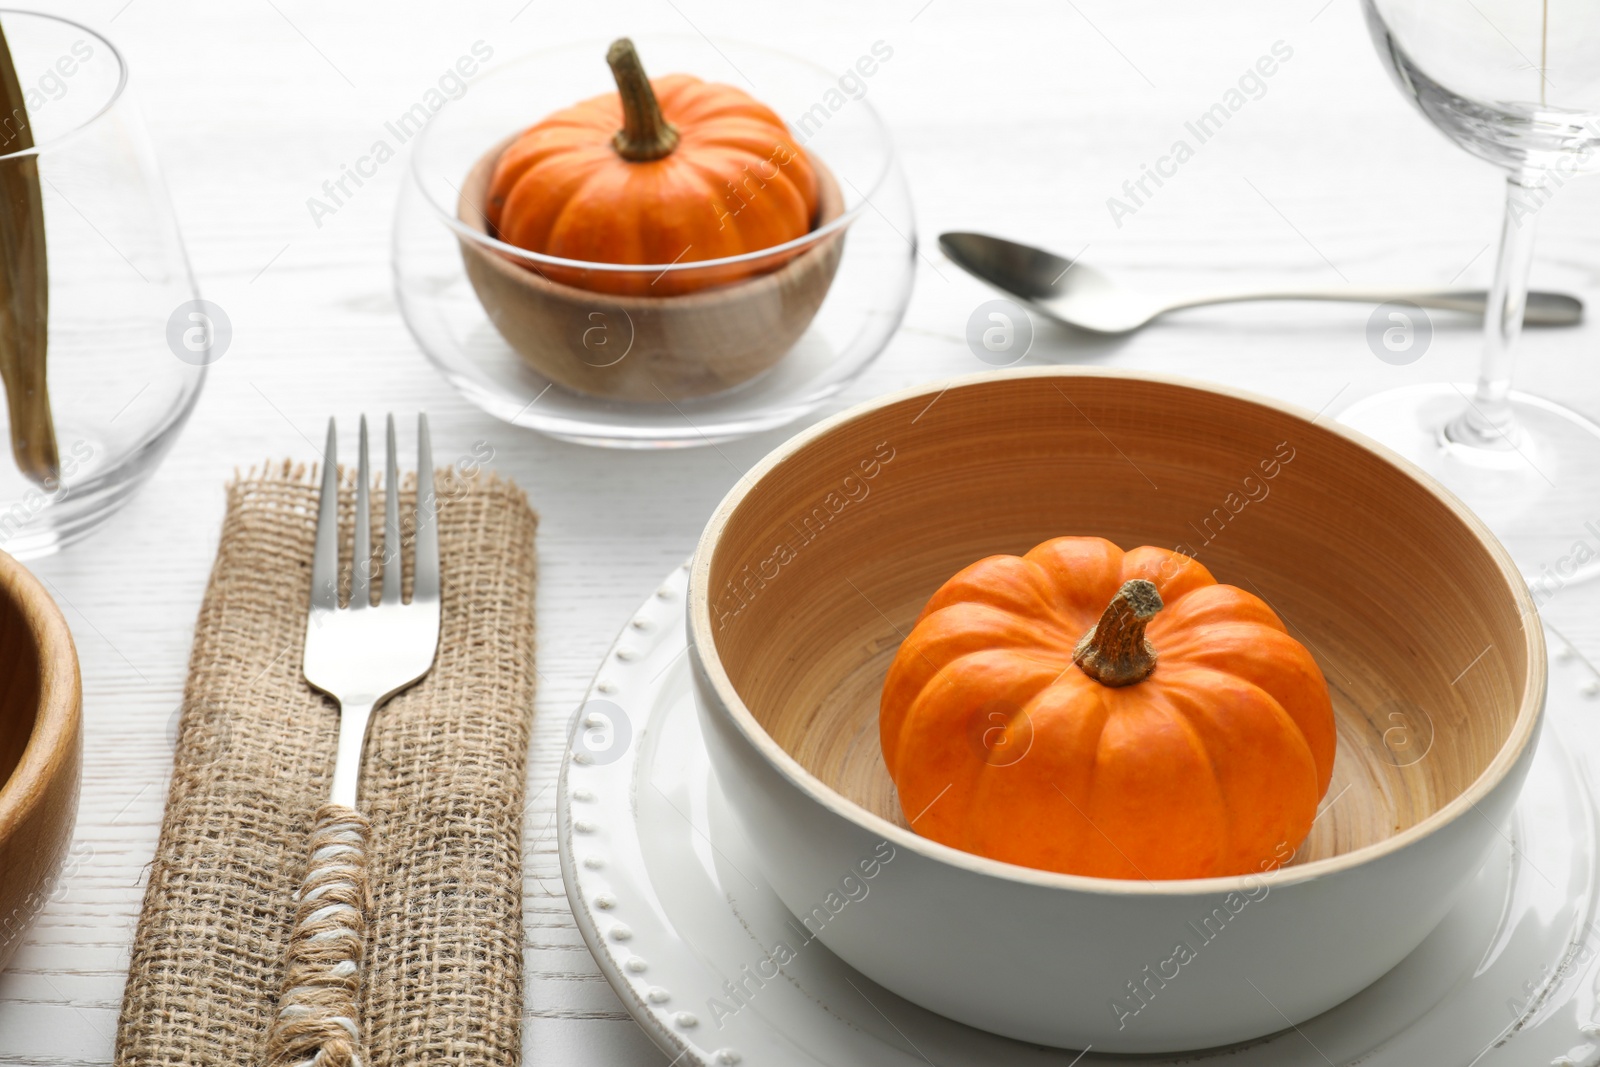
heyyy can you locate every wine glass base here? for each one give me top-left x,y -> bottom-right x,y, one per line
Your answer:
1339,383 -> 1600,598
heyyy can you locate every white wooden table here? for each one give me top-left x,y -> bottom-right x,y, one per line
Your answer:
6,0 -> 1600,1063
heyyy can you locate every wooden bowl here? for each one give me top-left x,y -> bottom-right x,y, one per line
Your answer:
0,551 -> 81,971
456,138 -> 846,402
688,368 -> 1543,1053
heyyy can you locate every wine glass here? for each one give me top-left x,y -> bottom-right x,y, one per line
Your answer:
1341,0 -> 1600,593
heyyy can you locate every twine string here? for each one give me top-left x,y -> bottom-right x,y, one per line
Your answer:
266,804 -> 373,1067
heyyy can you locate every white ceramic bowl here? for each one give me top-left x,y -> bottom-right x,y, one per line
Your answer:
687,368 -> 1544,1053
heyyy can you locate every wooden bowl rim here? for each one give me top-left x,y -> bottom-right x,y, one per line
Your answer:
454,134 -> 852,297
688,366 -> 1547,896
0,551 -> 81,842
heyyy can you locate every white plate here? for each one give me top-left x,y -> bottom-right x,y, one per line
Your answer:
558,565 -> 1600,1067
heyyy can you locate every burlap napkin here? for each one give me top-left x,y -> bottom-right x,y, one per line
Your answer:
115,463 -> 537,1066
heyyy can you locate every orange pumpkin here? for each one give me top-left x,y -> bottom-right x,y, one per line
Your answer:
485,38 -> 820,296
880,537 -> 1336,880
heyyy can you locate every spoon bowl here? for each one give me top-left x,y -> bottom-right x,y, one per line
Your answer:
940,232 -> 1161,333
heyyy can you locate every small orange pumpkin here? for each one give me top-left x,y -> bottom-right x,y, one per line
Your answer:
880,537 -> 1336,880
485,38 -> 819,296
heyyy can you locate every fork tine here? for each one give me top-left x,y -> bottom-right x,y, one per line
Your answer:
413,413 -> 440,603
310,418 -> 339,610
382,414 -> 402,606
352,415 -> 373,609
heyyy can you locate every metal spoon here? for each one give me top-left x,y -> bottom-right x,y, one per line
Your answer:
939,231 -> 1584,335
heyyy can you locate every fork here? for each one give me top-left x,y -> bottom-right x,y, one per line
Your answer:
265,413 -> 441,1067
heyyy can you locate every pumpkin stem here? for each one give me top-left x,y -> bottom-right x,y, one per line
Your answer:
1074,579 -> 1163,687
607,38 -> 680,162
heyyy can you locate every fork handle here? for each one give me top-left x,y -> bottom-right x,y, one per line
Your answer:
266,804 -> 372,1067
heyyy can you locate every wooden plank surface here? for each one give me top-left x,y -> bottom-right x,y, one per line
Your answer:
5,0 -> 1600,1063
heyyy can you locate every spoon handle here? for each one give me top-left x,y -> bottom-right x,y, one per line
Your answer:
1161,288 -> 1582,326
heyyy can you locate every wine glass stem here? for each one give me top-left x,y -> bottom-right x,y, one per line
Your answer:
1446,173 -> 1540,448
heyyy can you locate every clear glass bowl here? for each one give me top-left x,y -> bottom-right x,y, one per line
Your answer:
393,35 -> 915,448
0,10 -> 202,558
